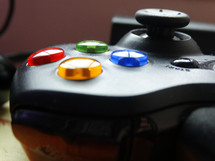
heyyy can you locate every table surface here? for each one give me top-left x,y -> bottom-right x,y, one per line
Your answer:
0,102 -> 29,161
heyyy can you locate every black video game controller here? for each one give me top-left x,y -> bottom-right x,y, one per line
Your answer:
10,9 -> 215,161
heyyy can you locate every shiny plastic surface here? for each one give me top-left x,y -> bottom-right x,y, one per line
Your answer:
58,57 -> 102,80
76,40 -> 108,53
28,48 -> 65,66
110,50 -> 148,67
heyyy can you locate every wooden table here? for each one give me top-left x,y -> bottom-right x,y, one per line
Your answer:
0,102 -> 29,161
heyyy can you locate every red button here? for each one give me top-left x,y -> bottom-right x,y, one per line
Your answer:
28,48 -> 65,66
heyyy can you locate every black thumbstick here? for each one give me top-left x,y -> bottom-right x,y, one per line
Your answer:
135,9 -> 190,39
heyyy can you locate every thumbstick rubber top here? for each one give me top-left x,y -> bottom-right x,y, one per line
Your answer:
135,9 -> 190,39
135,8 -> 190,28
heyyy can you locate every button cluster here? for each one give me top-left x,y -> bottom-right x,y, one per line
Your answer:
27,40 -> 149,80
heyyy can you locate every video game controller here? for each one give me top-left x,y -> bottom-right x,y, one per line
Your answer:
10,9 -> 215,161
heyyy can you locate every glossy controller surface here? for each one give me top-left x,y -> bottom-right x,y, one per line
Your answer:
10,9 -> 215,161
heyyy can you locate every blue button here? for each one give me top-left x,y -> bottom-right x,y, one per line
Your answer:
110,50 -> 148,67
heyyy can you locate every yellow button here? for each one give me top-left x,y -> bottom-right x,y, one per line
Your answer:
58,58 -> 102,80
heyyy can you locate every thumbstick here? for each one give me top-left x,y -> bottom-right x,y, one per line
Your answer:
135,9 -> 190,39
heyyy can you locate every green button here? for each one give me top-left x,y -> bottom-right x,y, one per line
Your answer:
76,40 -> 108,53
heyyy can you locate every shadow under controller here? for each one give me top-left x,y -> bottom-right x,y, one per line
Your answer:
10,8 -> 215,161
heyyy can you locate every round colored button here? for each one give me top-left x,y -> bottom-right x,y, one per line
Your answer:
58,58 -> 102,80
28,48 -> 65,66
76,40 -> 108,53
110,50 -> 148,67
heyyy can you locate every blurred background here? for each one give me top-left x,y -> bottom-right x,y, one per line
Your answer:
0,0 -> 215,54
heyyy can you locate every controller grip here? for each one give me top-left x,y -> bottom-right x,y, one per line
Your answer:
179,107 -> 215,161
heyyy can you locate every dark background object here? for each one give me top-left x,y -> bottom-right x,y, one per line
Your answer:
0,54 -> 16,104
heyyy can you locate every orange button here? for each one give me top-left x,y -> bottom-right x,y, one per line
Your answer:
58,58 -> 102,80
